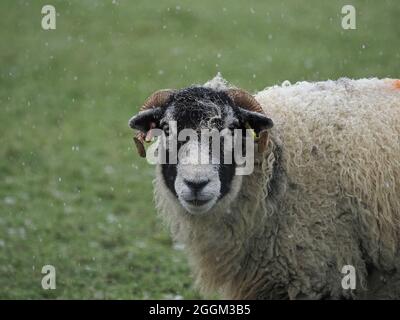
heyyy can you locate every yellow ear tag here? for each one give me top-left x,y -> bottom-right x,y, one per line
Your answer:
245,122 -> 257,139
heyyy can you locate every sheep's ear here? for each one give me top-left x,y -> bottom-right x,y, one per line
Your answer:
240,108 -> 273,134
129,107 -> 164,132
129,108 -> 165,158
239,108 -> 273,153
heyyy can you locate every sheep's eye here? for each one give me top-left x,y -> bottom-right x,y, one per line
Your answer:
228,125 -> 236,131
228,122 -> 240,132
162,124 -> 170,136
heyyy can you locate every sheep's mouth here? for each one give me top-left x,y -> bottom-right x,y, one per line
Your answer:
185,199 -> 210,206
180,196 -> 218,214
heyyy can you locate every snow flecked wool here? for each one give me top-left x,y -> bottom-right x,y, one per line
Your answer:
153,77 -> 400,299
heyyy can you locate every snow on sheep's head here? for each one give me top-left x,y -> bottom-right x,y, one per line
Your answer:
128,76 -> 273,214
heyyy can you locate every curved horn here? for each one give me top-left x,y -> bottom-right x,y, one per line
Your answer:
226,88 -> 265,114
226,88 -> 270,154
140,89 -> 175,112
133,89 -> 175,157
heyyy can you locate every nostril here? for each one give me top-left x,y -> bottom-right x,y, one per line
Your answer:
184,179 -> 210,193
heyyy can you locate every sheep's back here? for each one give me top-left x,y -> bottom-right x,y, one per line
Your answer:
256,78 -> 400,269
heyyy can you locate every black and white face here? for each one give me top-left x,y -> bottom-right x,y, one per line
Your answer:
129,86 -> 273,214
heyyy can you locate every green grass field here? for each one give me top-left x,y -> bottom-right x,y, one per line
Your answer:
0,0 -> 398,299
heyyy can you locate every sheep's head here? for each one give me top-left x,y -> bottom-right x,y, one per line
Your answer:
129,85 -> 273,214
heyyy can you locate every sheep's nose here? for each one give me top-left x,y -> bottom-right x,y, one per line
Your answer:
184,179 -> 209,194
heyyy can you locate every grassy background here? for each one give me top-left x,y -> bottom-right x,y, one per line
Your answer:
0,0 -> 398,299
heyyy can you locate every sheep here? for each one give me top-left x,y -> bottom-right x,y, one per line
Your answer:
128,75 -> 400,299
